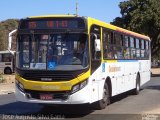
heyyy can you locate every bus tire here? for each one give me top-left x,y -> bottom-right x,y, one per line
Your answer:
4,67 -> 12,74
133,74 -> 140,95
93,83 -> 110,110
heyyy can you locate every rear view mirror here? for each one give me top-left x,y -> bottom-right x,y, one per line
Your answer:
91,33 -> 101,52
8,29 -> 17,55
94,39 -> 101,51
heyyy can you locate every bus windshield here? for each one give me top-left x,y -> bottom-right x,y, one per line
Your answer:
17,33 -> 89,70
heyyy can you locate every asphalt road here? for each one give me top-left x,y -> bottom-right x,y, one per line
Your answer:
0,77 -> 160,120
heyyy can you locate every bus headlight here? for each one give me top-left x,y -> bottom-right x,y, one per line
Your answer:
71,79 -> 88,94
80,80 -> 88,89
15,80 -> 24,92
72,84 -> 80,94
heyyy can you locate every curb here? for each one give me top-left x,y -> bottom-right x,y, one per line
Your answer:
0,90 -> 15,95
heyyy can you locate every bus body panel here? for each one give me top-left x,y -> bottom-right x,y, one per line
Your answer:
15,60 -> 151,104
95,60 -> 150,99
139,60 -> 151,85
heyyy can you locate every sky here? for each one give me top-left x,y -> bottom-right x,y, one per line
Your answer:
0,0 -> 125,23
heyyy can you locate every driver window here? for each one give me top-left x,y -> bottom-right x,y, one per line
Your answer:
90,25 -> 102,74
90,25 -> 101,60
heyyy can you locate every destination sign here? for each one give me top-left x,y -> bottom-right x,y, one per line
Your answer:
20,18 -> 85,29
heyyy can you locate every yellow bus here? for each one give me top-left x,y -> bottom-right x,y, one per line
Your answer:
13,15 -> 150,109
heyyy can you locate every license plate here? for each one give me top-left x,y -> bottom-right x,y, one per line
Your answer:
40,94 -> 53,100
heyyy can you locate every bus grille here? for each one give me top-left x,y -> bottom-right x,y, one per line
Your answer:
16,68 -> 88,82
22,73 -> 74,81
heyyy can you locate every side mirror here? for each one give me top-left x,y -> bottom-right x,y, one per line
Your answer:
94,39 -> 101,51
91,34 -> 101,52
8,29 -> 17,55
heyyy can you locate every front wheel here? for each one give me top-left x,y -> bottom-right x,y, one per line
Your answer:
93,83 -> 110,109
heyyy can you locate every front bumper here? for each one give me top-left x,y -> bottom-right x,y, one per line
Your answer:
15,83 -> 91,104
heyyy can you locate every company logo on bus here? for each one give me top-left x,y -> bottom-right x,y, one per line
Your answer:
109,66 -> 121,72
41,78 -> 52,81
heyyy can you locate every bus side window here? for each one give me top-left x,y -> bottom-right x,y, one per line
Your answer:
103,33 -> 107,59
124,36 -> 129,47
116,46 -> 124,59
124,48 -> 130,59
107,46 -> 115,59
103,30 -> 117,59
124,36 -> 130,59
115,33 -> 123,46
114,33 -> 124,59
145,40 -> 149,59
103,30 -> 113,59
130,37 -> 136,59
136,38 -> 140,59
140,40 -> 145,58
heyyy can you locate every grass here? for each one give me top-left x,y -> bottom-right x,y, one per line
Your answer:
0,73 -> 5,83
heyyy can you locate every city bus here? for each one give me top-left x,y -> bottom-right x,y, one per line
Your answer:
0,50 -> 15,74
12,15 -> 150,109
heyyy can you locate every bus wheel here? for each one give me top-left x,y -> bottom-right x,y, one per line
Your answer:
93,83 -> 110,110
133,74 -> 140,95
4,68 -> 12,74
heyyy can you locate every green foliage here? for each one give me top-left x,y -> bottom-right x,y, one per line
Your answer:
111,0 -> 160,58
0,73 -> 5,83
0,31 -> 7,51
0,19 -> 19,51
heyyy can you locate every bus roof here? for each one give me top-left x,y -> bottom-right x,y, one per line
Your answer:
27,15 -> 150,40
28,14 -> 77,19
88,17 -> 150,40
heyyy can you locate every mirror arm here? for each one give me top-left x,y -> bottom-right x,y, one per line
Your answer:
8,29 -> 17,55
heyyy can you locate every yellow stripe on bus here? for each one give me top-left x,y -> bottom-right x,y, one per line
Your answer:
88,17 -> 117,31
102,60 -> 117,63
87,17 -> 150,41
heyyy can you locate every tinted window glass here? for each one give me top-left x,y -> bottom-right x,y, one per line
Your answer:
141,40 -> 145,49
141,50 -> 145,58
136,38 -> 140,48
116,47 -> 124,59
146,41 -> 149,50
124,48 -> 130,59
130,48 -> 136,59
124,36 -> 129,47
115,33 -> 123,46
130,37 -> 135,48
136,49 -> 141,58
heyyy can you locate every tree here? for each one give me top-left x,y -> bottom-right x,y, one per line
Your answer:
111,0 -> 160,58
0,31 -> 7,51
0,19 -> 19,51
